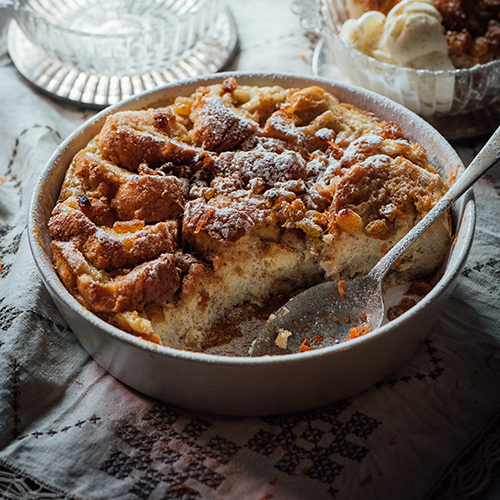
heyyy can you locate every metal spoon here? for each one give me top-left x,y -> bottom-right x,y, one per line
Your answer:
249,126 -> 500,356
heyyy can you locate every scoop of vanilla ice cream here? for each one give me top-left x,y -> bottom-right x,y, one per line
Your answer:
382,0 -> 454,69
340,0 -> 455,70
339,11 -> 387,59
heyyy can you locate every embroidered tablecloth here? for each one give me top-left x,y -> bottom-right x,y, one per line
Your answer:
1,1 -> 500,499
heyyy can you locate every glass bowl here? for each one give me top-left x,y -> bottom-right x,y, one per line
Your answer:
298,0 -> 500,140
5,0 -> 237,107
14,0 -> 224,77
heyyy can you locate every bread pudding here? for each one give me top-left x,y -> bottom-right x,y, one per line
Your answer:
48,77 -> 452,352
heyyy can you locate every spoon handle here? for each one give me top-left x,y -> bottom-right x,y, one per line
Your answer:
369,125 -> 500,282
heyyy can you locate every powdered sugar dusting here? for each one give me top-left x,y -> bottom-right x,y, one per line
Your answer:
192,96 -> 258,152
215,148 -> 306,188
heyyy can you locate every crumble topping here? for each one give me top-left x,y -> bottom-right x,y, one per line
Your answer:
49,78 -> 452,351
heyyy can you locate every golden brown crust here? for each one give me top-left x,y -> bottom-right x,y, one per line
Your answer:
215,149 -> 307,189
182,201 -> 255,247
328,154 -> 448,239
437,0 -> 500,68
51,240 -> 180,314
49,77 -> 451,349
97,109 -> 214,174
190,94 -> 258,152
351,0 -> 400,15
68,152 -> 190,223
49,204 -> 178,270
112,174 -> 188,223
75,253 -> 180,313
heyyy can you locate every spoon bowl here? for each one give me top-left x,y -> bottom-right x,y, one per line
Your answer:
249,274 -> 384,356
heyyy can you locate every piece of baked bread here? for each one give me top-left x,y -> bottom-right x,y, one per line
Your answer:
49,78 -> 451,351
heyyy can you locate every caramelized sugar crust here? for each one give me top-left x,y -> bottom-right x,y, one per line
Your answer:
49,78 -> 451,349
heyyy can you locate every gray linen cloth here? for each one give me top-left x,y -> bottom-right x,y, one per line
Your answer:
2,3 -> 500,498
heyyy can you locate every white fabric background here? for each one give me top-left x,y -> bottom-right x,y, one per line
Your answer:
1,1 -> 500,499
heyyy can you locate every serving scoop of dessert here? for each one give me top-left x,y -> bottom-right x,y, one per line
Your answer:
343,0 -> 500,69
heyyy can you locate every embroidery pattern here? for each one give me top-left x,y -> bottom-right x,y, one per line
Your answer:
462,257 -> 500,277
250,402 -> 381,498
8,358 -> 21,439
0,460 -> 82,500
17,415 -> 102,441
97,401 -> 382,499
0,298 -> 21,333
101,404 -> 230,499
426,409 -> 500,500
375,338 -> 445,387
0,224 -> 16,278
5,124 -> 62,203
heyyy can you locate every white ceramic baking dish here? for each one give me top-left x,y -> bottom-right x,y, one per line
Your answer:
28,72 -> 475,416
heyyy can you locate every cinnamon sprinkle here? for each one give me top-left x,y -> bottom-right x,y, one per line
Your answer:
447,164 -> 460,185
338,279 -> 347,298
299,339 -> 313,352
